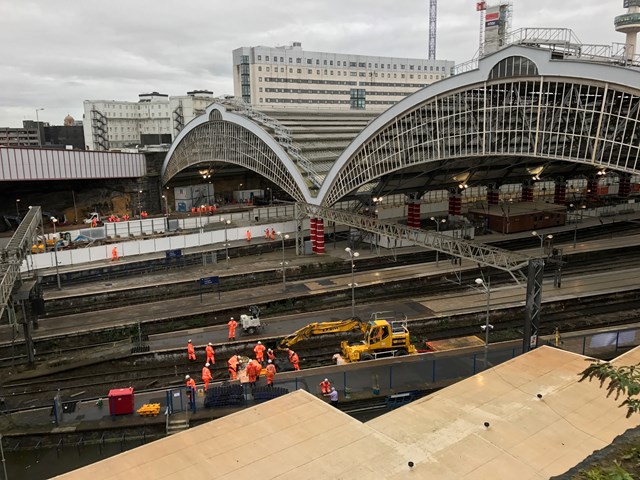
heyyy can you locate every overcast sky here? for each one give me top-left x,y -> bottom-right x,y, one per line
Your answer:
0,0 -> 628,127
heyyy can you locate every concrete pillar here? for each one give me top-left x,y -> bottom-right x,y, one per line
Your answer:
522,184 -> 535,202
587,178 -> 599,203
407,202 -> 420,228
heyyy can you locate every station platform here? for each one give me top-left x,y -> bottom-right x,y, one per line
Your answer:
3,223 -> 640,347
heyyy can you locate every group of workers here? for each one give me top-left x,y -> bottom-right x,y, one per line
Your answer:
184,336 -> 339,406
106,213 -> 147,223
264,228 -> 277,241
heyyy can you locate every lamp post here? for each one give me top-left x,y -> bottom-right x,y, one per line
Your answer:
429,216 -> 447,267
475,277 -> 491,369
137,190 -> 143,217
345,247 -> 360,318
35,108 -> 44,146
276,231 -> 290,290
51,217 -> 61,290
531,231 -> 553,253
15,198 -> 20,217
222,218 -> 231,268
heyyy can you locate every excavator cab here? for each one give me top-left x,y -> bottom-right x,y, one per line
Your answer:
341,313 -> 416,362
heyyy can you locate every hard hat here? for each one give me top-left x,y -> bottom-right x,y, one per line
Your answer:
185,375 -> 190,379
257,341 -> 262,345
268,360 -> 272,363
188,339 -> 192,343
230,317 -> 234,320
324,378 -> 328,382
208,342 -> 212,346
205,363 -> 210,367
331,387 -> 336,391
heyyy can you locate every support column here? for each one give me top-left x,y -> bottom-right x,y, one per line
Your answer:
448,193 -> 461,216
521,184 -> 535,202
619,174 -> 631,198
407,202 -> 420,228
487,185 -> 500,205
553,180 -> 566,204
523,259 -> 544,353
310,217 -> 317,253
587,178 -> 599,203
315,219 -> 325,254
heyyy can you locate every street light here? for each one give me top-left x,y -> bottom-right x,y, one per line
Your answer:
531,231 -> 553,252
161,195 -> 169,215
35,108 -> 44,146
345,247 -> 360,318
50,217 -> 61,290
221,218 -> 231,268
475,277 -> 492,369
429,216 -> 447,267
276,231 -> 290,290
15,198 -> 20,217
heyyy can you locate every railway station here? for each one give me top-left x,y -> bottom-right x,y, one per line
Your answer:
3,13 -> 640,480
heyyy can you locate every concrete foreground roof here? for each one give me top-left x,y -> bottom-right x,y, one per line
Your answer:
57,346 -> 640,479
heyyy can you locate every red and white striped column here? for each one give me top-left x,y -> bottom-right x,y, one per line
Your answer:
315,219 -> 325,254
310,217 -> 317,253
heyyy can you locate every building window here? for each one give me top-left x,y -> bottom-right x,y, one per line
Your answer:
359,72 -> 365,77
259,77 -> 262,81
350,62 -> 357,67
257,55 -> 262,60
401,74 -> 405,78
266,67 -> 270,72
358,62 -> 365,67
331,70 -> 334,75
324,60 -> 327,65
337,71 -> 341,76
317,69 -> 320,74
418,66 -> 422,70
410,65 -> 414,70
281,67 -> 284,72
259,87 -> 263,92
316,59 -> 319,65
393,64 -> 397,69
296,58 -> 301,63
401,65 -> 405,69
394,73 -> 397,78
289,68 -> 293,73
350,89 -> 366,110
307,59 -> 312,64
337,61 -> 341,66
297,68 -> 301,73
258,66 -> 262,71
330,60 -> 333,66
350,72 -> 357,76
410,74 -> 413,79
266,56 -> 270,61
308,69 -> 312,74
289,58 -> 293,63
430,66 -> 434,71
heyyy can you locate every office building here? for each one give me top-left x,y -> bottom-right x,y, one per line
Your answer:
232,42 -> 455,110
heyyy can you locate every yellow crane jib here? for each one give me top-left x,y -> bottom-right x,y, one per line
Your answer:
278,317 -> 368,349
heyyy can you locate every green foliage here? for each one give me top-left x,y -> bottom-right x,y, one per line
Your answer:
580,461 -> 633,480
579,361 -> 640,418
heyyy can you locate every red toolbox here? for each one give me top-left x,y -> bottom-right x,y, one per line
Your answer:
108,387 -> 135,415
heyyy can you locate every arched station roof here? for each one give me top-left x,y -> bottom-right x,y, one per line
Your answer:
162,45 -> 640,207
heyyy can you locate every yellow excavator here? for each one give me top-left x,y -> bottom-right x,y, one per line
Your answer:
279,312 -> 417,362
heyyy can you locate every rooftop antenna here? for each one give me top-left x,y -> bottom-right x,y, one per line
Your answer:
429,0 -> 437,59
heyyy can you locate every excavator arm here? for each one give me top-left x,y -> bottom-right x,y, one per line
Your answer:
278,317 -> 368,349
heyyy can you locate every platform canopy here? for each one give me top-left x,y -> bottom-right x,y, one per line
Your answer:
58,345 -> 640,479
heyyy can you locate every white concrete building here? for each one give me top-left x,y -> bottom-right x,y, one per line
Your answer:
83,90 -> 215,151
232,42 -> 455,111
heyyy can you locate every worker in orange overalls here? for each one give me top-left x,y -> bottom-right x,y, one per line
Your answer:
319,378 -> 331,396
111,246 -> 119,261
187,339 -> 196,361
202,363 -> 213,391
227,317 -> 238,341
246,230 -> 251,242
184,375 -> 196,399
265,360 -> 276,387
270,228 -> 275,241
265,228 -> 270,240
287,349 -> 300,371
205,342 -> 215,364
267,348 -> 276,363
254,341 -> 266,364
228,354 -> 240,380
123,214 -> 129,221
246,359 -> 260,388
91,217 -> 97,228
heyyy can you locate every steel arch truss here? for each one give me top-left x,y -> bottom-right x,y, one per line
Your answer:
298,203 -> 531,275
322,78 -> 640,205
162,108 -> 308,203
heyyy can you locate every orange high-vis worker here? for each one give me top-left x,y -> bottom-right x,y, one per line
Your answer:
266,360 -> 276,387
270,228 -> 275,241
228,317 -> 238,341
320,378 -> 331,395
246,230 -> 251,242
187,339 -> 196,361
202,363 -> 213,390
246,359 -> 259,386
111,246 -> 119,261
254,341 -> 266,363
267,348 -> 276,362
205,343 -> 215,364
265,228 -> 270,240
228,354 -> 240,380
91,217 -> 97,228
185,375 -> 196,391
288,349 -> 300,371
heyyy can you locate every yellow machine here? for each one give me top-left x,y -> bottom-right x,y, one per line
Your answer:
31,232 -> 71,253
340,313 -> 417,362
279,312 -> 417,362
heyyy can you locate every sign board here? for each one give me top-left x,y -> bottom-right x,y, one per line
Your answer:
200,276 -> 220,286
166,249 -> 182,259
